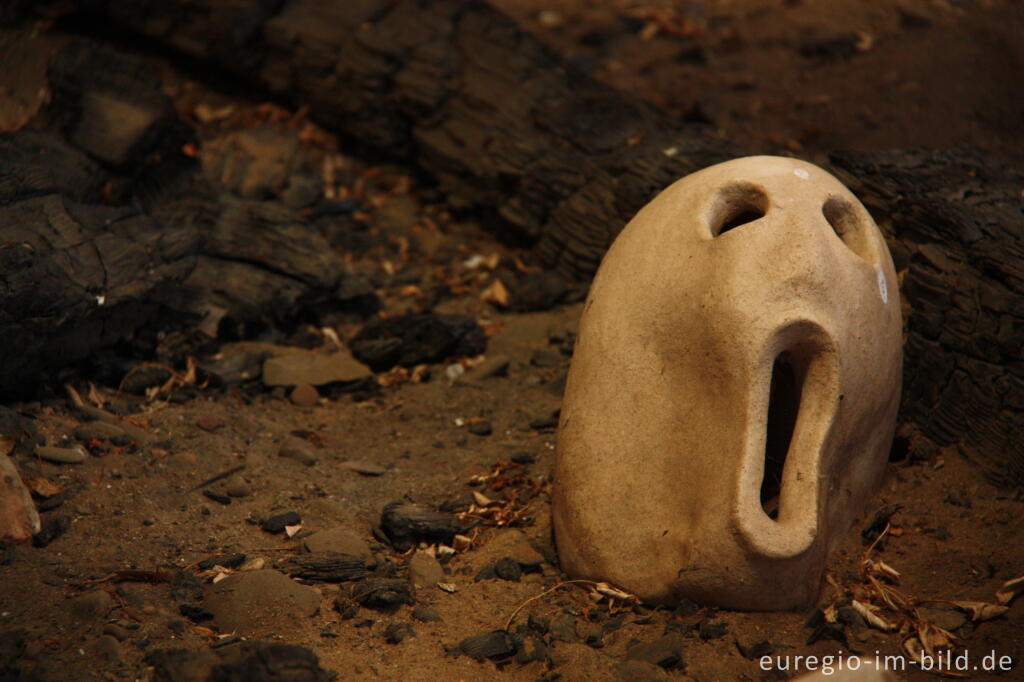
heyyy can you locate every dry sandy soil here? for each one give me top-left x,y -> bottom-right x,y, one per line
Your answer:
2,1 -> 1023,681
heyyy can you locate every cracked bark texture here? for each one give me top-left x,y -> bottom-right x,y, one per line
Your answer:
831,149 -> 1024,487
11,0 -> 1024,487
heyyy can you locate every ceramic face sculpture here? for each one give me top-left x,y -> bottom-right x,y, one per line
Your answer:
552,156 -> 902,610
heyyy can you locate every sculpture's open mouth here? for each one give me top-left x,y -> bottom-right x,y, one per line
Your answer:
737,320 -> 841,558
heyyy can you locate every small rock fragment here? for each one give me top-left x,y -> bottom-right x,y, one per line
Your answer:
626,634 -> 686,670
408,551 -> 444,588
262,348 -> 371,387
35,445 -> 87,464
70,590 -> 113,622
384,622 -> 416,644
341,460 -> 388,476
698,620 -> 728,640
616,660 -> 669,682
224,476 -> 252,498
550,614 -> 579,643
73,421 -> 127,442
279,438 -> 317,466
303,528 -> 372,561
468,421 -> 492,437
289,384 -> 319,407
463,354 -> 510,381
412,606 -> 442,623
32,514 -> 70,547
334,596 -> 359,619
494,557 -> 522,582
196,415 -> 226,432
204,569 -> 320,633
350,313 -> 487,372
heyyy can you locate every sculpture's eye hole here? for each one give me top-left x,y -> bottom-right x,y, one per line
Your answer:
710,183 -> 768,237
823,197 -> 876,265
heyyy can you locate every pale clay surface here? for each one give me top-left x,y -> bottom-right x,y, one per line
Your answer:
552,156 -> 902,610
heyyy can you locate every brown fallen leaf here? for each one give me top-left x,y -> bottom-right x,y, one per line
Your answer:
995,574 -> 1024,606
950,600 -> 1009,622
25,476 -> 62,498
852,599 -> 897,631
916,620 -> 956,656
481,278 -> 510,307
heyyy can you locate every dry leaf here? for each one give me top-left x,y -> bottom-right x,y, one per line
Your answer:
481,278 -> 510,307
472,491 -> 494,507
452,534 -> 473,552
917,621 -> 955,656
25,476 -> 62,498
996,574 -> 1024,606
950,600 -> 1009,622
284,524 -> 302,538
594,582 -> 638,603
852,599 -> 897,631
438,582 -> 457,593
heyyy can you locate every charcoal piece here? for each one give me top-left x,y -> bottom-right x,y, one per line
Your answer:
736,638 -> 776,660
458,630 -> 520,661
861,503 -> 902,545
203,490 -> 231,506
493,557 -> 522,582
32,514 -> 70,548
334,596 -> 359,620
179,604 -> 213,623
120,366 -> 173,395
349,314 -> 487,371
350,578 -> 415,611
379,502 -> 461,551
46,39 -> 193,173
511,271 -> 568,312
146,642 -> 333,682
285,552 -> 373,583
197,554 -> 246,571
170,570 -> 204,604
261,511 -> 301,533
698,620 -> 728,640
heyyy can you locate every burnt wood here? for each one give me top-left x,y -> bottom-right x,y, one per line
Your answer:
6,2 -> 1024,487
830,149 -> 1024,487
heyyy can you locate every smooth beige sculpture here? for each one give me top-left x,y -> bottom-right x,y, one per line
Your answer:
553,156 -> 902,610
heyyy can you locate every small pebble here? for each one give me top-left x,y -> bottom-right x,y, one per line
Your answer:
35,445 -> 87,464
225,475 -> 252,498
341,460 -> 387,476
468,421 -> 492,437
290,384 -> 320,407
279,439 -> 318,466
412,605 -> 443,622
384,622 -> 416,644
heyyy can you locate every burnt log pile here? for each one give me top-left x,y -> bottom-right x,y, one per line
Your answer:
0,1 -> 1021,486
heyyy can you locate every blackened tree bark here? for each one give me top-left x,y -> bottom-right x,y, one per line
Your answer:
8,0 -> 1024,487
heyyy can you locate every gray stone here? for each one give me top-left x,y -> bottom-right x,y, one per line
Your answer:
616,660 -> 669,681
96,634 -> 123,662
224,475 -> 253,498
303,528 -> 372,563
73,421 -> 127,442
340,460 -> 387,476
412,606 -> 443,623
407,551 -> 443,588
35,445 -> 87,464
205,569 -> 320,634
550,614 -> 579,643
463,354 -> 510,381
70,590 -> 113,622
262,348 -> 370,387
626,634 -> 686,669
279,438 -> 318,466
